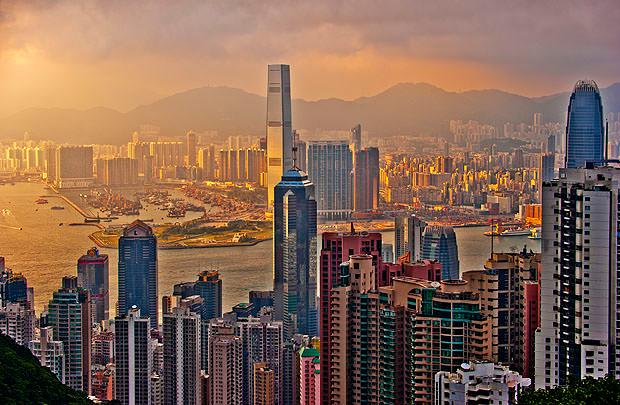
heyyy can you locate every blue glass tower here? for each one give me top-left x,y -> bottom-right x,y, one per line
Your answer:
118,220 -> 158,328
421,226 -> 460,280
565,80 -> 604,168
273,167 -> 318,338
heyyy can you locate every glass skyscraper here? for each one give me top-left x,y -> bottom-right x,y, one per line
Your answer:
273,167 -> 318,338
421,225 -> 460,280
266,64 -> 294,208
565,80 -> 604,168
118,220 -> 158,328
77,247 -> 109,323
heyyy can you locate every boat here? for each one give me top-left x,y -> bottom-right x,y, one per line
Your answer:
51,206 -> 65,210
484,224 -> 531,237
35,198 -> 48,204
528,227 -> 541,240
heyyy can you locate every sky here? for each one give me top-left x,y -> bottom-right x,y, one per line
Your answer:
0,0 -> 618,118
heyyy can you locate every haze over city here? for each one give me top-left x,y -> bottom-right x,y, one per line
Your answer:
2,1 -> 620,404
1,0 -> 619,118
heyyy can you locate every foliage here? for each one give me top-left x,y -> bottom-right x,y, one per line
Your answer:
0,334 -> 93,405
519,375 -> 620,404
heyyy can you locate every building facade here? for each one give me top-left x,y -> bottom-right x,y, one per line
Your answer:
565,80 -> 605,168
118,220 -> 158,328
266,64 -> 294,208
273,168 -> 318,338
77,247 -> 109,324
421,226 -> 460,280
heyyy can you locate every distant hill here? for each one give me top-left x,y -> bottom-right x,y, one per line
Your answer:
0,334 -> 93,404
1,82 -> 619,144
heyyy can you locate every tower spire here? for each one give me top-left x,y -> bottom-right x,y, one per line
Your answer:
292,145 -> 299,170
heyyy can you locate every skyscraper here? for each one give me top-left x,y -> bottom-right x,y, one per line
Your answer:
306,140 -> 353,220
319,229 -> 383,404
186,130 -> 197,166
28,326 -> 65,383
118,220 -> 158,328
266,64 -> 294,208
565,80 -> 605,168
208,320 -> 243,405
114,306 -> 153,405
0,301 -> 35,345
273,167 -> 318,337
0,266 -> 28,307
353,147 -> 379,211
47,276 -> 92,394
407,214 -> 427,262
394,214 -> 407,259
163,305 -> 201,405
299,346 -> 320,405
421,226 -> 460,280
536,166 -> 620,389
55,145 -> 94,188
327,255 -> 379,404
253,363 -> 275,405
238,314 -> 284,405
77,247 -> 109,324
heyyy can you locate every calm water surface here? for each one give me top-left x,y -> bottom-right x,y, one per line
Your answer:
0,182 -> 539,316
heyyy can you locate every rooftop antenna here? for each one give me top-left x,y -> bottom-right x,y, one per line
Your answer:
292,146 -> 299,170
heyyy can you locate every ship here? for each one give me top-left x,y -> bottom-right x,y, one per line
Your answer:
484,224 -> 531,237
50,206 -> 65,210
35,198 -> 48,204
528,227 -> 541,240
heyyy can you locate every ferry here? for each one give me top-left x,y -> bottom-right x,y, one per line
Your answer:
51,206 -> 65,210
35,198 -> 49,204
485,224 -> 531,237
528,227 -> 541,240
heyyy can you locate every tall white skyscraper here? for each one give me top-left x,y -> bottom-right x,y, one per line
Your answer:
163,305 -> 201,405
114,306 -> 153,405
266,64 -> 293,208
535,166 -> 620,389
208,320 -> 243,405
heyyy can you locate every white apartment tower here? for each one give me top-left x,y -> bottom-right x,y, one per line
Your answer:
535,166 -> 620,388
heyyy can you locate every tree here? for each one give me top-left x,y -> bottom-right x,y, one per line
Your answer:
519,375 -> 620,404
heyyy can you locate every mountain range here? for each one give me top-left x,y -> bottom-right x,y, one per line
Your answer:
1,82 -> 619,145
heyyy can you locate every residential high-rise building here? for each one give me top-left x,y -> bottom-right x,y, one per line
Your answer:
0,266 -> 29,307
186,131 -> 197,166
435,361 -> 531,405
118,220 -> 158,329
96,157 -> 139,186
353,147 -> 379,211
394,214 -> 407,259
327,254 -> 380,404
114,306 -> 153,405
0,301 -> 35,346
462,251 -> 540,374
253,363 -> 275,405
536,166 -> 620,389
47,276 -> 92,394
208,320 -> 243,405
198,146 -> 216,180
55,145 -> 94,188
299,346 -> 320,405
28,326 -> 65,383
306,140 -> 353,220
237,314 -> 284,405
273,167 -> 318,338
421,226 -> 460,280
407,214 -> 427,262
266,64 -> 294,208
77,247 -> 109,324
379,278 -> 492,403
319,229 -> 382,404
565,80 -> 605,168
163,305 -> 201,405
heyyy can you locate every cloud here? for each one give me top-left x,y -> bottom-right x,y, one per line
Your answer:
0,0 -> 618,116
